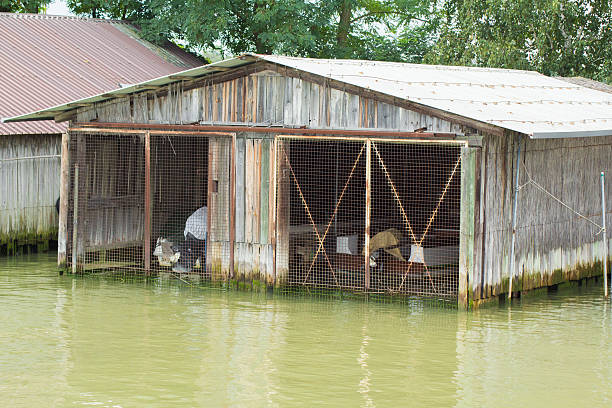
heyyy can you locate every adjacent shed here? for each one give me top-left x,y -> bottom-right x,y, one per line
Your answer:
6,54 -> 612,307
0,12 -> 202,255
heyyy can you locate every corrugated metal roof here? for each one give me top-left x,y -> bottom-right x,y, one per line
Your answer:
556,76 -> 612,95
0,12 -> 202,136
5,53 -> 612,139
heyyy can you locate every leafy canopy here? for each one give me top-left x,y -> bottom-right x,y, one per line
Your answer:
425,0 -> 612,83
64,0 -> 437,62
0,0 -> 51,13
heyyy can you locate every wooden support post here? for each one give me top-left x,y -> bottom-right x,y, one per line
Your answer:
275,139 -> 290,287
364,139 -> 372,290
459,145 -> 478,309
601,172 -> 608,297
71,133 -> 86,273
272,137 -> 278,284
206,138 -> 213,275
58,132 -> 70,268
508,138 -> 522,299
144,131 -> 151,275
71,164 -> 79,274
230,134 -> 236,278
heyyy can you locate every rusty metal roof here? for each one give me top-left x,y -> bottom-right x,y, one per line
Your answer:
0,12 -> 203,136
5,53 -> 612,139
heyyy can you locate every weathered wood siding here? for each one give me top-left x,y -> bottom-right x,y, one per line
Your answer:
232,134 -> 275,284
207,136 -> 232,279
79,135 -> 145,251
0,134 -> 61,247
472,134 -> 612,302
76,70 -> 471,134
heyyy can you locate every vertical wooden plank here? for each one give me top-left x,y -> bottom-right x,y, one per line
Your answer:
309,84 -> 320,127
245,139 -> 254,243
144,132 -> 151,274
268,140 -> 275,244
275,76 -> 285,124
271,138 -> 278,284
254,139 -> 262,243
236,136 -> 246,243
276,139 -> 290,286
252,76 -> 258,123
260,139 -> 270,244
284,77 -> 294,126
459,145 -> 478,309
364,139 -> 371,290
58,132 -> 70,267
206,137 -> 214,272
230,134 -> 236,278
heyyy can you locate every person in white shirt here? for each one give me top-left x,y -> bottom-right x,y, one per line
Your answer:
173,206 -> 207,273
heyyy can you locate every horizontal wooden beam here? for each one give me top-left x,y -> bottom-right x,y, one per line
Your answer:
55,110 -> 76,123
70,121 -> 459,140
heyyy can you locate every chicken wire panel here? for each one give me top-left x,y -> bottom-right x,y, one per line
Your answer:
66,130 -> 231,279
278,139 -> 367,290
67,131 -> 146,272
149,134 -> 216,277
370,141 -> 461,299
277,137 -> 461,300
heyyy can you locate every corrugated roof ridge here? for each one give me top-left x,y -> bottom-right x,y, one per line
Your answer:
255,54 -> 545,76
0,12 -> 130,24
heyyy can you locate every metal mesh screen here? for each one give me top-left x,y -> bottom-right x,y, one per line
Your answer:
66,130 -> 231,278
67,132 -> 145,272
277,137 -> 461,300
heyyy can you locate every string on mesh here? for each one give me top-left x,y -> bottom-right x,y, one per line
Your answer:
302,142 -> 366,285
372,142 -> 461,294
279,143 -> 340,287
518,162 -> 604,235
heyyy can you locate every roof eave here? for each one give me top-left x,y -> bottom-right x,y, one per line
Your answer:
531,130 -> 612,139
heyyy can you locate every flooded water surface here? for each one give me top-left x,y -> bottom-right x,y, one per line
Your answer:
1,253 -> 611,407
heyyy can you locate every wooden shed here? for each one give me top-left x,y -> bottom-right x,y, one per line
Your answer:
0,12 -> 201,255
6,54 -> 612,308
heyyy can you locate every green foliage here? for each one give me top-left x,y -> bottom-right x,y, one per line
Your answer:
0,0 -> 51,13
66,0 -> 436,61
65,0 -> 146,19
64,0 -> 611,83
425,0 -> 612,83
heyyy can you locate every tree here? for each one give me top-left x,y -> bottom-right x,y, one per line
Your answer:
425,0 -> 612,83
0,0 -> 51,13
66,0 -> 436,62
65,0 -> 146,19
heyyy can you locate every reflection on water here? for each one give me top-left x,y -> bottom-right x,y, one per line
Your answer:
1,253 -> 611,407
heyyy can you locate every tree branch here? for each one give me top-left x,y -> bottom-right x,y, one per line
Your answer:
350,10 -> 428,24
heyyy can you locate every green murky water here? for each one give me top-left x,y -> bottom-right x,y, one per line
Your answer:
1,253 -> 611,407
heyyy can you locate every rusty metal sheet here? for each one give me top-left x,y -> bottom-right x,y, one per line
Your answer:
0,12 -> 202,136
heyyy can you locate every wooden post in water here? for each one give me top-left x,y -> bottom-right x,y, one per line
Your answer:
58,132 -> 70,268
601,172 -> 608,297
71,164 -> 79,274
144,132 -> 151,275
364,139 -> 372,291
271,137 -> 279,284
275,140 -> 290,287
230,134 -> 236,279
508,139 -> 522,299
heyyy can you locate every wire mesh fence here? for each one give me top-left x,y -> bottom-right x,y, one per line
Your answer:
65,129 -> 462,301
66,130 -> 231,279
277,137 -> 462,300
